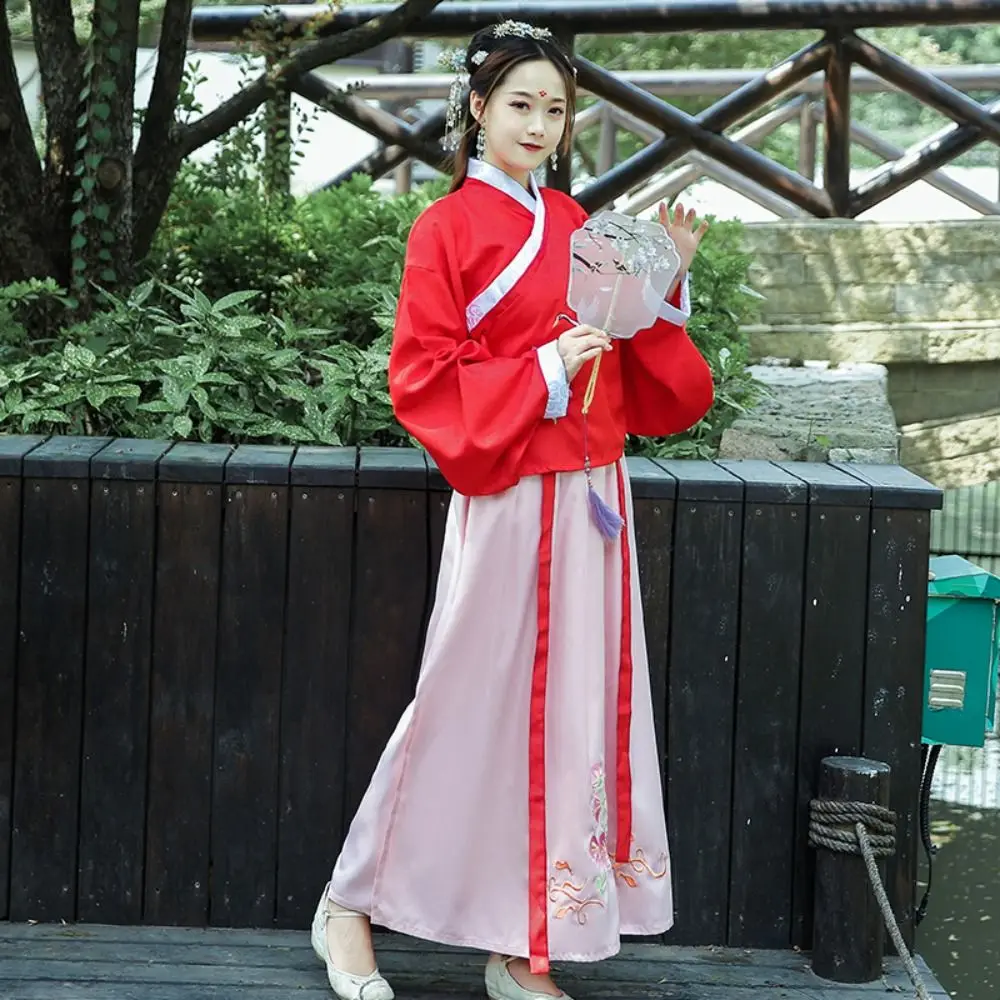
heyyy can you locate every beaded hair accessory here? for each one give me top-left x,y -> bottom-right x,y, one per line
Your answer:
438,20 -> 563,153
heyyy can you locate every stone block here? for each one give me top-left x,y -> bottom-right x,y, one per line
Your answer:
895,283 -> 1000,321
904,449 -> 1000,490
757,284 -> 895,323
746,323 -> 927,364
748,253 -> 805,288
900,411 -> 1000,464
719,361 -> 899,464
744,219 -> 1000,259
801,253 -> 987,286
926,323 -> 1000,364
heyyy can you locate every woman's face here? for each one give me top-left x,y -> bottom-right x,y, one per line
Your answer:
472,58 -> 568,185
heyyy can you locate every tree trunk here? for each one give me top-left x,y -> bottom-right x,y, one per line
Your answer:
0,2 -> 57,283
3,0 -> 445,291
70,0 -> 142,303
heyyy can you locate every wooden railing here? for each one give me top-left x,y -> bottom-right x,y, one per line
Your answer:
1,435 -> 941,949
190,0 -> 1000,216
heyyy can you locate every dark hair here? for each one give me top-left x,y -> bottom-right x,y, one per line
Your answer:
448,26 -> 577,193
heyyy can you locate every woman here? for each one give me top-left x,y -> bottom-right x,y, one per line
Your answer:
312,20 -> 714,1000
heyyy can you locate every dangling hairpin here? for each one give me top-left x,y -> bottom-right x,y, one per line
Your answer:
439,47 -> 469,152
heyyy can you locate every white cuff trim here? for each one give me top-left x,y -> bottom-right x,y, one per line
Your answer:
536,340 -> 570,419
657,273 -> 691,327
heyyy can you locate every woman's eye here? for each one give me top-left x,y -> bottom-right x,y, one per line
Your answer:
512,101 -> 529,110
549,108 -> 565,116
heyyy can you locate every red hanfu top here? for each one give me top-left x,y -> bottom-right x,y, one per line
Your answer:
389,163 -> 714,496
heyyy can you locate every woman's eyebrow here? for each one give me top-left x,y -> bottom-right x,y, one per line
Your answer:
507,89 -> 567,103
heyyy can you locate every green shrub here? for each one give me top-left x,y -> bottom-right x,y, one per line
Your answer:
0,281 -> 406,446
1,150 -> 758,455
145,169 -> 432,348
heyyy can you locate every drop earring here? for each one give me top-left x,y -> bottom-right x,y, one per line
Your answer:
476,125 -> 487,160
550,150 -> 559,171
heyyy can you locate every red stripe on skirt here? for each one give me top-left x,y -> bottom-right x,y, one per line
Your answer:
528,473 -> 557,975
614,461 -> 634,863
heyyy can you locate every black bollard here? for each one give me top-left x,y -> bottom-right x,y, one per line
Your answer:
811,756 -> 891,983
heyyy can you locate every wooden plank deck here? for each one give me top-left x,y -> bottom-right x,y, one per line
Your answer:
0,924 -> 948,1000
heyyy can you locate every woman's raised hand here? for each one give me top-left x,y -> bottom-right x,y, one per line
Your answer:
557,324 -> 612,381
658,201 -> 710,274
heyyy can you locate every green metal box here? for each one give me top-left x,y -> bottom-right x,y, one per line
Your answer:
922,555 -> 1000,748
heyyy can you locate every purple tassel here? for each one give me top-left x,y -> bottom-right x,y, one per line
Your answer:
588,483 -> 624,541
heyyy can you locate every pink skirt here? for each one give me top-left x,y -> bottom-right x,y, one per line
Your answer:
328,459 -> 673,966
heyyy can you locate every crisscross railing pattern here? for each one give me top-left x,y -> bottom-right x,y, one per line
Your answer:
191,0 -> 1000,216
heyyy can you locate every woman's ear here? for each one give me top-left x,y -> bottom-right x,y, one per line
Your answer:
469,91 -> 485,124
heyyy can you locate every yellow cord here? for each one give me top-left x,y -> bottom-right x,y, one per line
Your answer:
581,275 -> 623,417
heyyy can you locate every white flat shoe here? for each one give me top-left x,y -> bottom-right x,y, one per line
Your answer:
311,885 -> 394,1000
485,956 -> 574,1000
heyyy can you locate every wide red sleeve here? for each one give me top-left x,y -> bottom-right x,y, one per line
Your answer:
388,215 -> 550,496
618,284 -> 715,437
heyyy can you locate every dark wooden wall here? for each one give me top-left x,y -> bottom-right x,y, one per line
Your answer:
0,436 -> 941,949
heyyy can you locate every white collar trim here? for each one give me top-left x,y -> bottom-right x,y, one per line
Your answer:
467,157 -> 538,215
464,159 -> 547,333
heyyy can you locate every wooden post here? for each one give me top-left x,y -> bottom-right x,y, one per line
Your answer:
824,33 -> 852,216
546,32 -> 575,193
812,756 -> 890,983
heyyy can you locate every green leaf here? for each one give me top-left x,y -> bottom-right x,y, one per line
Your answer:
76,112 -> 89,129
213,290 -> 261,312
108,45 -> 122,63
85,153 -> 102,169
100,229 -> 115,244
100,17 -> 117,37
93,125 -> 112,144
72,258 -> 87,272
97,78 -> 116,97
64,342 -> 97,367
92,102 -> 111,121
92,204 -> 110,222
98,249 -> 112,262
82,178 -> 96,193
75,134 -> 89,152
70,233 -> 87,251
99,269 -> 117,283
172,414 -> 193,438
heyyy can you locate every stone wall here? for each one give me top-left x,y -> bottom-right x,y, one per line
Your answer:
739,219 -> 1000,488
